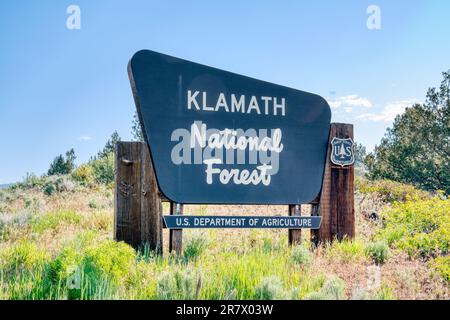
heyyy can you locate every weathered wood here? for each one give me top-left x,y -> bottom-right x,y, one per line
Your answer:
288,205 -> 302,245
169,202 -> 183,255
311,123 -> 355,243
140,143 -> 163,252
114,142 -> 162,252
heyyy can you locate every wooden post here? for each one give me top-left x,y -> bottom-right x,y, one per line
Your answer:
169,202 -> 183,255
288,205 -> 302,245
311,123 -> 355,244
114,142 -> 163,252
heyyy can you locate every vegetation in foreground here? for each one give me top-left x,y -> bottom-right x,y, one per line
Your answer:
0,175 -> 448,300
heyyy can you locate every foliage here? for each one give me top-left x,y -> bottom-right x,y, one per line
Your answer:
372,284 -> 396,300
357,178 -> 430,203
96,131 -> 121,159
365,70 -> 450,194
89,153 -> 115,185
16,173 -> 46,189
354,142 -> 367,176
432,256 -> 450,282
47,149 -> 76,176
254,276 -> 287,300
71,164 -> 95,187
304,276 -> 345,300
377,196 -> 450,260
31,210 -> 83,234
325,238 -> 367,263
42,175 -> 76,196
157,269 -> 200,300
132,111 -> 145,142
48,236 -> 136,299
183,231 -> 209,262
365,240 -> 389,264
290,245 -> 313,267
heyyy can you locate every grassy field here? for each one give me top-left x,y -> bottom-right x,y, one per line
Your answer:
0,177 -> 448,300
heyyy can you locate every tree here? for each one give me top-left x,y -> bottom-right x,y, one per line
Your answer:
354,142 -> 367,167
131,111 -> 144,142
97,131 -> 121,159
48,148 -> 77,176
354,142 -> 367,176
365,70 -> 450,194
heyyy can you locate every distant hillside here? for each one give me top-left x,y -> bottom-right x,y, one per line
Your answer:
0,183 -> 12,190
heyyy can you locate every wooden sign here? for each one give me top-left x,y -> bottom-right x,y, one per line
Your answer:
128,50 -> 331,205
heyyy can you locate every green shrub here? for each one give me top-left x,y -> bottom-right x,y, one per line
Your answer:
373,284 -> 395,300
304,276 -> 345,300
42,175 -> 75,196
71,164 -> 95,187
0,241 -> 48,273
0,211 -> 32,241
183,231 -> 209,262
157,269 -> 201,300
365,241 -> 389,264
325,238 -> 367,263
0,242 -> 52,300
290,245 -> 312,267
254,276 -> 287,300
432,256 -> 450,282
31,210 -> 83,234
19,173 -> 46,189
377,197 -> 449,260
321,276 -> 345,299
49,238 -> 135,299
90,153 -> 115,185
357,178 -> 430,203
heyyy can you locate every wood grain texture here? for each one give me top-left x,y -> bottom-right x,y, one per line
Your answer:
169,202 -> 183,255
311,123 -> 355,243
114,142 -> 162,252
288,205 -> 302,245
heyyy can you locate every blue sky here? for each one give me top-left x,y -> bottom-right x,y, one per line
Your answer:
0,0 -> 449,184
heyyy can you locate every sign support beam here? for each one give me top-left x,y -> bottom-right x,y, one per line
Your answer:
114,142 -> 163,253
311,123 -> 355,244
288,205 -> 302,245
169,202 -> 183,255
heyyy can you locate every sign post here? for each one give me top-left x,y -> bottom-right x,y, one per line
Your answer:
311,123 -> 355,244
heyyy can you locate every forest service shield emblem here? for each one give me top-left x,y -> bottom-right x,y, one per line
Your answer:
330,138 -> 355,167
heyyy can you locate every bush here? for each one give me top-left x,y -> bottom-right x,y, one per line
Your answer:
42,175 -> 75,196
90,153 -> 115,185
357,178 -> 430,203
31,210 -> 83,234
304,276 -> 345,300
365,241 -> 389,264
432,256 -> 450,282
157,269 -> 201,300
71,164 -> 95,187
183,231 -> 209,262
290,245 -> 312,267
372,284 -> 396,300
254,276 -> 287,300
377,196 -> 450,260
21,173 -> 46,189
0,241 -> 48,274
325,238 -> 366,263
0,242 -> 50,299
49,238 -> 136,299
0,211 -> 32,241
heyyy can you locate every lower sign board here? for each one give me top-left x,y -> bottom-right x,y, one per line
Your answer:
128,50 -> 331,205
163,215 -> 321,229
